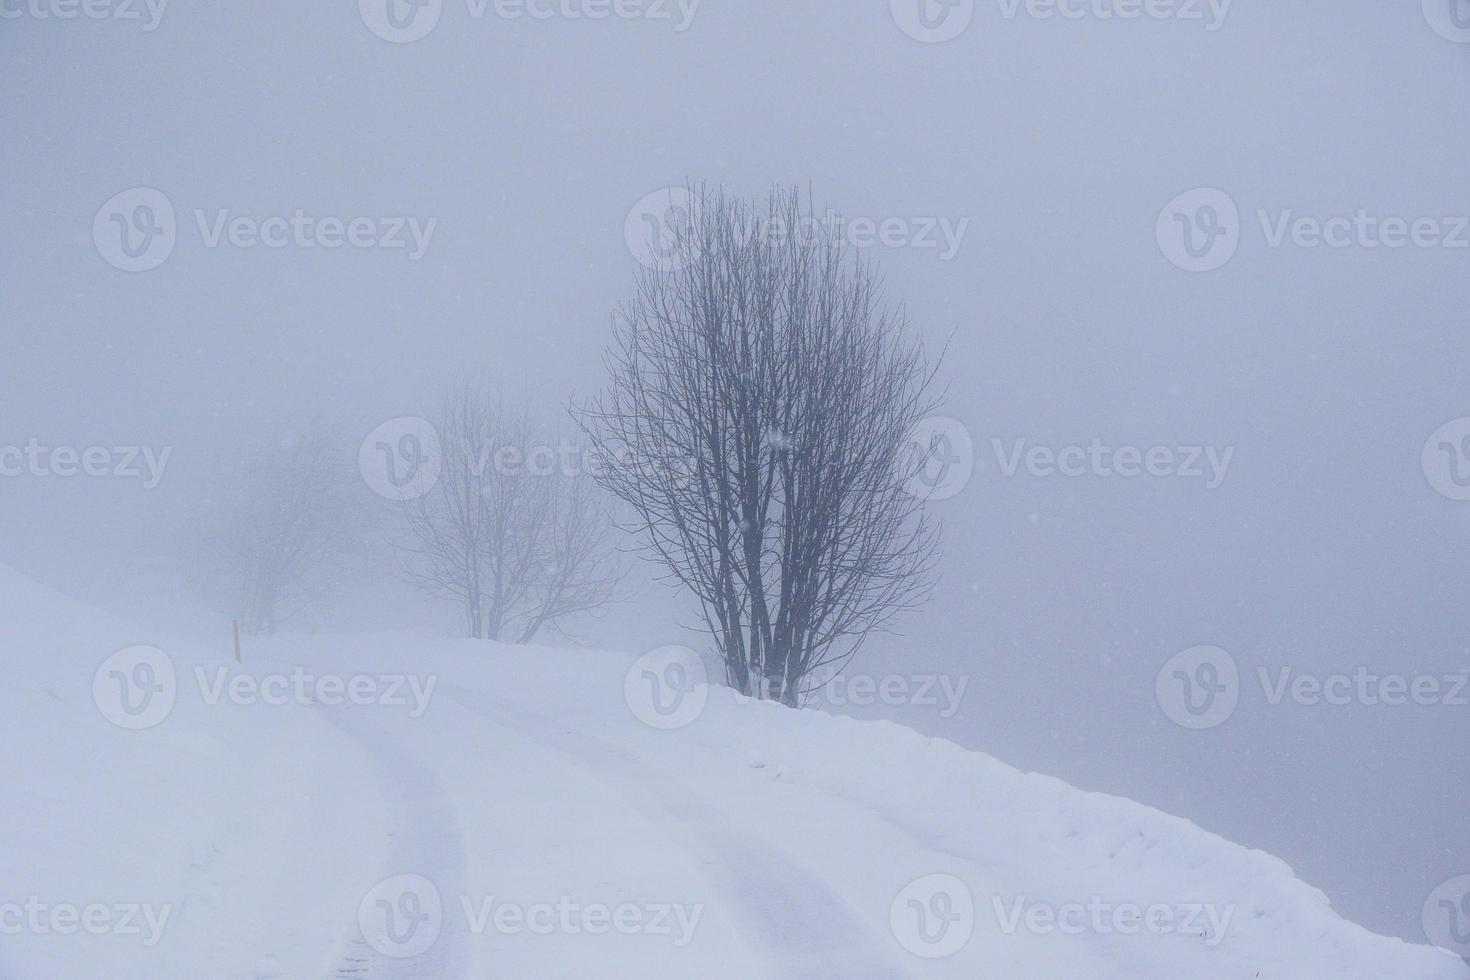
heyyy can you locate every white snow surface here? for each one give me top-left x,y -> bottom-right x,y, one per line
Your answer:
1,564 -> 1464,979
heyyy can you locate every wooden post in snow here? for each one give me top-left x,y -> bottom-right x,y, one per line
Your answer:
232,620 -> 242,664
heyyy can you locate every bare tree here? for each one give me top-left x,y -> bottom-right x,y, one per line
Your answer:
396,385 -> 620,642
515,473 -> 624,642
208,428 -> 352,635
576,185 -> 943,706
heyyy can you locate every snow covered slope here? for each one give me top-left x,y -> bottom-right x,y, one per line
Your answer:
0,566 -> 385,980
1,566 -> 1464,978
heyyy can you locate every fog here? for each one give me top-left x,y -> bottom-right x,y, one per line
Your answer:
3,0 -> 1467,955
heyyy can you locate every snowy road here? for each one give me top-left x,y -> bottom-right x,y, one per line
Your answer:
322,706 -> 471,978
299,639 -> 1112,980
446,688 -> 909,979
315,678 -> 910,977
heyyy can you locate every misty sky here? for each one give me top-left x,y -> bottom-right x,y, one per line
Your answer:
3,0 -> 1468,945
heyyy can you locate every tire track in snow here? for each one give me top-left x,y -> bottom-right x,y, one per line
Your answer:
319,706 -> 470,980
445,687 -> 908,980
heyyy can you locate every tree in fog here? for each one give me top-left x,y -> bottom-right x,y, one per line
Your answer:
397,385 -> 620,641
576,185 -> 943,706
209,428 -> 352,635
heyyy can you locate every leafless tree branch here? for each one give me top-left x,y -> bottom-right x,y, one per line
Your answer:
575,184 -> 943,706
